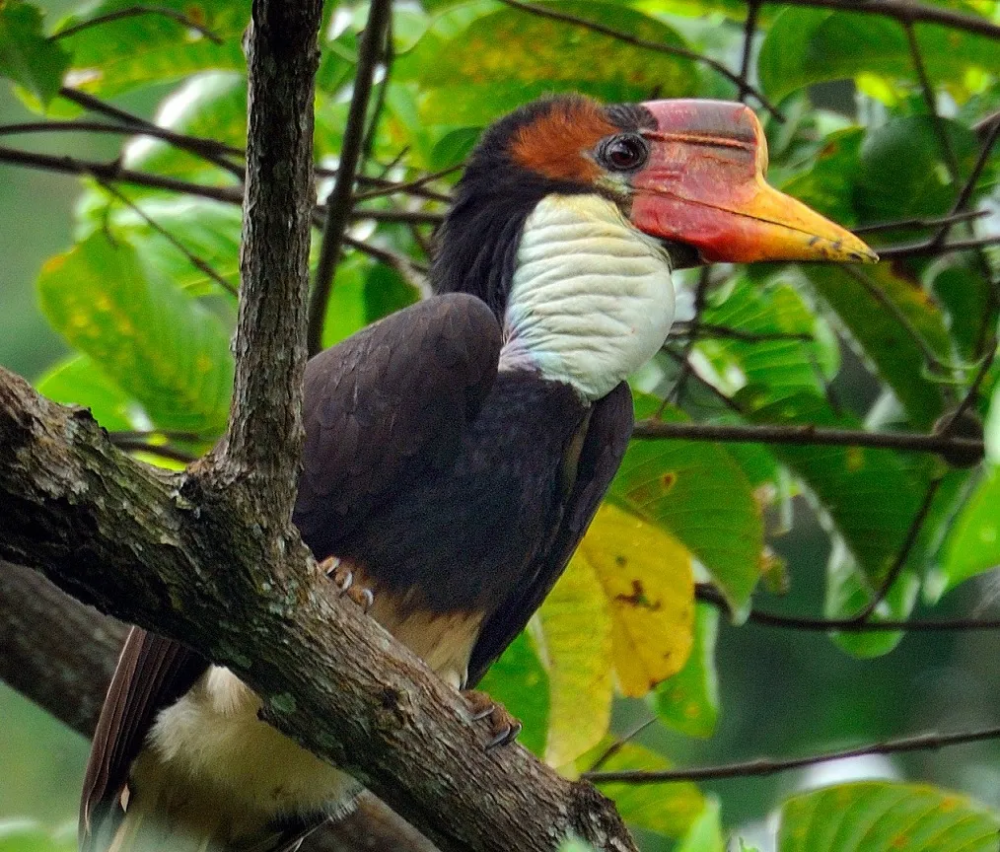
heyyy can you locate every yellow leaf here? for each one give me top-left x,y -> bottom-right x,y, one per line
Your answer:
538,555 -> 614,767
581,503 -> 694,697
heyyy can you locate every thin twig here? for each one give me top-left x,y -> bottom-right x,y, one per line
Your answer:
632,418 -> 984,457
754,0 -> 1000,41
852,211 -> 988,235
695,584 -> 1000,633
496,0 -> 785,122
668,322 -> 814,343
92,177 -> 238,297
737,0 -> 761,103
668,268 -> 711,406
109,439 -> 198,464
904,22 -> 960,182
58,87 -> 245,178
307,0 -> 393,356
876,233 -> 1000,259
51,5 -> 223,44
583,724 -> 1000,784
934,117 -> 1000,247
850,476 -> 942,622
352,165 -> 459,203
937,343 -> 998,435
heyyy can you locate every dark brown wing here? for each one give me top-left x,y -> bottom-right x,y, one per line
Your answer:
80,627 -> 207,852
466,381 -> 634,686
293,293 -> 502,560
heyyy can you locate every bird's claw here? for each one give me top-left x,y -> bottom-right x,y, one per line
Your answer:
319,557 -> 374,614
463,690 -> 521,751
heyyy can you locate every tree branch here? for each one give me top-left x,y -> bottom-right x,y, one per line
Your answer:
583,724 -> 1000,784
308,0 -> 393,356
631,419 -> 984,459
0,368 -> 636,852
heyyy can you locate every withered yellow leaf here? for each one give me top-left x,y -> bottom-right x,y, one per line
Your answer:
538,555 -> 614,767
580,503 -> 694,697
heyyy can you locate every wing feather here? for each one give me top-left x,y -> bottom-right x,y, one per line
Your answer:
466,381 -> 634,686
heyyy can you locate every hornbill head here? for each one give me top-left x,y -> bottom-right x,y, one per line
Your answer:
433,95 -> 876,319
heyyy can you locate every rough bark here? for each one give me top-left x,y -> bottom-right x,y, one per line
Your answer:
0,370 -> 636,852
0,563 -> 438,852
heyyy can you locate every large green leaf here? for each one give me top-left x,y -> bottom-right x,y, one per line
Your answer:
854,118 -> 983,225
654,602 -> 719,737
37,232 -> 233,434
596,744 -> 705,839
36,354 -> 140,431
737,390 -> 925,585
802,265 -> 951,430
931,468 -> 1000,598
612,396 -> 763,611
675,799 -> 725,852
759,7 -> 1000,103
477,629 -> 549,757
778,781 -> 1000,852
399,1 -> 699,126
0,1 -> 70,106
52,0 -> 246,98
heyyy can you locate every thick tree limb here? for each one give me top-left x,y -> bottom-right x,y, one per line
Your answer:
0,565 -> 438,852
0,368 -> 635,852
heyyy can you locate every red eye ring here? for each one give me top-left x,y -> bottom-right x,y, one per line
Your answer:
602,135 -> 648,171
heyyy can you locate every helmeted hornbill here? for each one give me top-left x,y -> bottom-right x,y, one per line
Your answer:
80,95 -> 875,852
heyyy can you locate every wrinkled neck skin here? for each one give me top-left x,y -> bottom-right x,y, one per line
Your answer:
499,193 -> 676,401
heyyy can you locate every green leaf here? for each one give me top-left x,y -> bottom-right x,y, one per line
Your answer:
825,539 -> 919,657
76,194 -> 243,299
477,629 -> 549,758
35,354 -> 140,431
759,8 -> 1000,103
364,264 -> 420,324
778,781 -> 1000,852
654,603 -> 719,738
855,118 -> 982,225
0,1 -> 70,106
0,819 -> 75,852
320,255 -> 370,349
802,264 -> 951,429
737,391 -> 925,586
612,396 -> 763,612
987,378 -> 1000,465
538,554 -> 613,767
37,232 -> 233,434
931,468 -> 1000,597
596,744 -> 705,839
400,2 -> 699,126
675,799 -> 725,852
122,71 -> 247,183
779,128 -> 865,225
53,0 -> 246,98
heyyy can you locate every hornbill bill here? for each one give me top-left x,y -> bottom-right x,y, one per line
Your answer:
80,95 -> 875,852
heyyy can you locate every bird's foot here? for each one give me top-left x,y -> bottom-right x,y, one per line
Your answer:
319,557 -> 374,614
463,690 -> 522,751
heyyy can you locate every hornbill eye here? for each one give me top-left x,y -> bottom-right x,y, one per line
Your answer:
600,134 -> 648,171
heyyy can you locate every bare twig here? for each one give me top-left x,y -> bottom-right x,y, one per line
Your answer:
934,117 -> 1000,247
695,585 -> 1000,633
668,322 -> 813,343
852,211 -> 988,235
632,418 -> 984,459
904,22 -> 960,182
92,177 -> 239,297
668,267 -> 711,406
584,724 -> 1000,784
737,0 -> 761,103
876,233 -> 1000,259
109,439 -> 199,464
58,87 -> 244,177
308,0 -> 394,356
51,4 -> 223,44
352,165 -> 459,203
754,0 -> 1000,41
850,476 -> 942,622
496,0 -> 785,122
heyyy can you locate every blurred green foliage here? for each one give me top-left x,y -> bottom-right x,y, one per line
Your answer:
1,0 -> 1000,850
